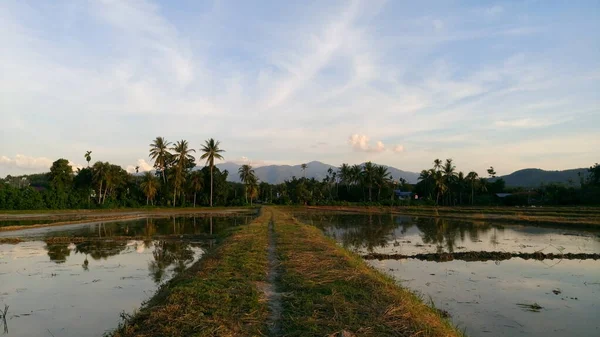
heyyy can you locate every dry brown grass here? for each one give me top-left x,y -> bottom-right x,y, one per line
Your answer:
271,208 -> 462,337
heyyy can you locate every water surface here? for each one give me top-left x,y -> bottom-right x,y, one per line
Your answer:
297,212 -> 600,337
0,214 -> 254,337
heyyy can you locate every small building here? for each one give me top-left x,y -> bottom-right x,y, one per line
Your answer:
394,190 -> 413,200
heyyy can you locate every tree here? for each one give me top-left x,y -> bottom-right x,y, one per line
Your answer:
171,140 -> 196,207
361,162 -> 376,202
200,138 -> 225,207
466,171 -> 479,205
338,163 -> 350,188
149,137 -> 172,184
301,163 -> 308,179
140,172 -> 158,205
247,175 -> 259,206
442,159 -> 457,205
238,164 -> 256,204
374,165 -> 391,201
487,166 -> 497,178
48,159 -> 73,191
189,171 -> 203,207
84,151 -> 92,167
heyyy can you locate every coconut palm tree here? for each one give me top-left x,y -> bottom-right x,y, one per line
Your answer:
443,159 -> 457,205
361,162 -> 376,202
434,170 -> 446,205
350,164 -> 362,185
189,171 -> 203,207
338,163 -> 350,187
434,158 -> 443,172
238,164 -> 256,204
301,163 -> 307,179
92,161 -> 107,204
140,172 -> 158,205
84,151 -> 92,167
374,165 -> 391,201
466,171 -> 479,205
200,138 -> 225,207
149,137 -> 172,184
247,175 -> 259,206
171,140 -> 196,207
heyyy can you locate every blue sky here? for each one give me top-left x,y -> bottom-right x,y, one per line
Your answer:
1,0 -> 599,177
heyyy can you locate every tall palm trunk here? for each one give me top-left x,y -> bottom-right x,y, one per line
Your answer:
97,180 -> 103,204
193,193 -> 196,207
471,183 -> 475,205
210,164 -> 214,207
173,187 -> 176,207
146,196 -> 149,205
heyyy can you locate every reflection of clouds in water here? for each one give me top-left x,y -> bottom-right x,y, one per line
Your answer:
68,243 -> 76,250
3,242 -> 47,259
126,240 -> 146,253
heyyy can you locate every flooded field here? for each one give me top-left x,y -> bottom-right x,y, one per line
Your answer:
297,212 -> 600,337
0,214 -> 255,337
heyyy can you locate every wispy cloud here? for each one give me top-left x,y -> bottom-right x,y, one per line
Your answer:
0,0 -> 598,176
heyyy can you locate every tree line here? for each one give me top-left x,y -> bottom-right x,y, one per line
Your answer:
1,139 -> 599,209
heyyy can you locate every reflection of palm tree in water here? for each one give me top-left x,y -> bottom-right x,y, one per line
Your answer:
148,240 -> 195,284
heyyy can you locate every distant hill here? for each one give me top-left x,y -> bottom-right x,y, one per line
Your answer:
498,168 -> 589,187
216,161 -> 420,184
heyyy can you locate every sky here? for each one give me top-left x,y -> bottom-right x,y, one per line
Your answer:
1,0 -> 599,177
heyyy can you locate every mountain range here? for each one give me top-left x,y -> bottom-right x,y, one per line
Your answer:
216,161 -> 590,187
216,161 -> 420,184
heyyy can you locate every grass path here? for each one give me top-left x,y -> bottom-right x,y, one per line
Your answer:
271,207 -> 460,337
109,207 -> 460,337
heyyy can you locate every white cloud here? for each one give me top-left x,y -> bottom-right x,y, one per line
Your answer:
226,157 -> 270,167
494,118 -> 561,129
348,134 -> 386,153
126,159 -> 154,173
0,154 -> 53,172
393,145 -> 405,153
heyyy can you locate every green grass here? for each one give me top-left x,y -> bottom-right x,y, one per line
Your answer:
109,211 -> 270,337
271,208 -> 462,337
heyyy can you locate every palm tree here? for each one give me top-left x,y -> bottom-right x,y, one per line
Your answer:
479,177 -> 488,193
92,161 -> 106,204
434,158 -> 443,172
247,175 -> 259,206
443,159 -> 457,205
338,163 -> 350,187
189,171 -> 203,207
434,170 -> 446,205
466,171 -> 479,205
374,165 -> 391,201
301,163 -> 307,179
149,137 -> 172,184
361,162 -> 376,202
140,172 -> 158,205
84,151 -> 92,167
350,164 -> 362,185
200,138 -> 225,207
171,140 -> 196,207
238,164 -> 256,204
